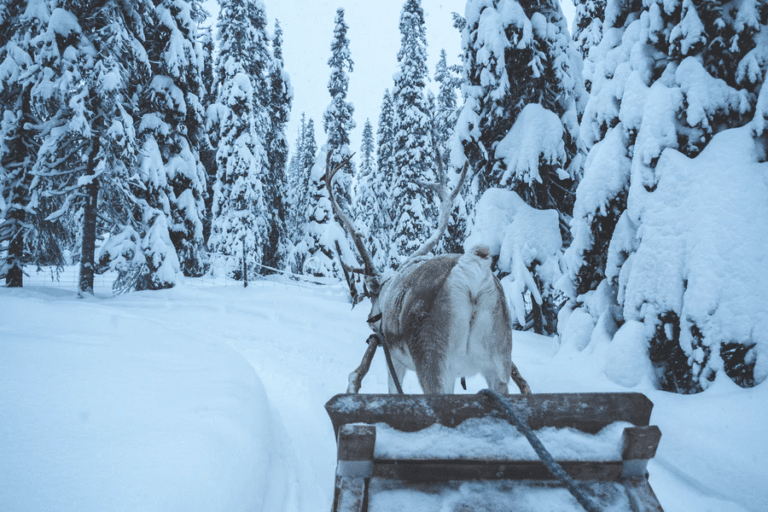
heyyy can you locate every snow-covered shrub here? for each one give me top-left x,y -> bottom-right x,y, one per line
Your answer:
465,189 -> 565,334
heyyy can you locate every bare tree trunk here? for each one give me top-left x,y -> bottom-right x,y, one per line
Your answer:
5,212 -> 24,288
79,143 -> 100,296
242,235 -> 248,288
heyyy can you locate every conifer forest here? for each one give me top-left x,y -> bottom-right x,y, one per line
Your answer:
1,0 -> 767,510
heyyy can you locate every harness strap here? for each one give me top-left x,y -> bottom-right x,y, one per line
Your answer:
479,389 -> 601,512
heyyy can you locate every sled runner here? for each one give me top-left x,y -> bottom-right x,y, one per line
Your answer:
325,392 -> 665,511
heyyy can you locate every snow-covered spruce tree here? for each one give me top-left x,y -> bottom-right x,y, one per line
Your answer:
286,113 -> 306,244
359,118 -> 375,179
572,0 -> 606,64
390,0 -> 438,267
198,24 -> 217,245
433,48 -> 467,255
298,147 -> 357,279
0,0 -> 62,287
286,115 -> 319,274
323,8 -> 355,216
352,118 -> 375,225
375,88 -> 396,250
299,7 -> 357,281
208,0 -> 271,280
262,19 -> 292,274
456,0 -> 585,231
301,117 -> 318,199
31,0 -> 155,295
351,118 -> 386,269
138,0 -> 209,281
455,0 -> 585,334
562,0 -> 768,392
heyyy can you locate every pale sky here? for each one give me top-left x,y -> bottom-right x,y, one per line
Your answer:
202,0 -> 576,158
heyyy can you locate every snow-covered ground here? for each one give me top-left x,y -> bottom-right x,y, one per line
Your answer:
1,268 -> 766,511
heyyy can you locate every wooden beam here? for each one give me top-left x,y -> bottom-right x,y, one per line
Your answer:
332,425 -> 377,512
622,426 -> 662,460
623,477 -> 666,512
326,393 -> 654,437
373,459 -> 624,482
621,425 -> 662,478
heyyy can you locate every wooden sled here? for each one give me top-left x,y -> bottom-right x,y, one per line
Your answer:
325,392 -> 664,511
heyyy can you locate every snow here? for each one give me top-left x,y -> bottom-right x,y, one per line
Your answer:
375,418 -> 630,461
495,103 -> 566,186
369,479 -> 632,512
466,188 -> 564,324
621,126 -> 768,385
1,270 -> 767,511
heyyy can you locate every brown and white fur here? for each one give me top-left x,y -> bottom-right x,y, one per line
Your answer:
325,151 -> 530,395
370,247 -> 529,394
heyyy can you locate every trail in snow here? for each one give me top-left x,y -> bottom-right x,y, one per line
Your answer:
1,269 -> 766,511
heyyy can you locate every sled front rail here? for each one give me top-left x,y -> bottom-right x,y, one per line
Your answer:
325,393 -> 664,512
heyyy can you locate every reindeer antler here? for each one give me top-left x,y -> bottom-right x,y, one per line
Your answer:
325,150 -> 379,280
405,120 -> 471,263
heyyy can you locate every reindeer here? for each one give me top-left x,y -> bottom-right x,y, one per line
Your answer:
326,151 -> 531,396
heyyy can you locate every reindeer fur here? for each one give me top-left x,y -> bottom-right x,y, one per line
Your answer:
374,246 -> 514,394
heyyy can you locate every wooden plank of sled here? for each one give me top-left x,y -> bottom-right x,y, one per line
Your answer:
372,459 -> 624,482
331,476 -> 367,512
621,425 -> 662,478
622,477 -> 665,512
325,393 -> 654,436
331,425 -> 376,512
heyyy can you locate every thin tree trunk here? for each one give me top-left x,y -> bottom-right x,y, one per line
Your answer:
242,235 -> 248,288
79,178 -> 99,295
79,141 -> 100,296
5,213 -> 24,288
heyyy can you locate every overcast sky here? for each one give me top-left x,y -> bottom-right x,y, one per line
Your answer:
202,0 -> 576,159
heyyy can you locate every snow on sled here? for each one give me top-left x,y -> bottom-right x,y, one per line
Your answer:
325,392 -> 664,511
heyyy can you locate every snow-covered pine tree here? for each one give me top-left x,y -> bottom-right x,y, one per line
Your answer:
138,0 -> 209,283
286,113 -> 306,244
322,8 -> 355,215
390,0 -> 438,267
563,0 -> 768,392
352,118 -> 386,268
301,118 -> 318,195
433,48 -> 467,255
456,0 -> 585,232
0,0 -> 63,287
375,88 -> 396,244
455,0 -> 585,334
359,118 -> 375,179
353,118 -> 375,225
31,0 -> 154,295
286,115 -> 319,274
208,0 -> 271,280
572,0 -> 605,64
198,25 -> 217,245
298,147 -> 356,279
262,19 -> 293,274
297,7 -> 357,280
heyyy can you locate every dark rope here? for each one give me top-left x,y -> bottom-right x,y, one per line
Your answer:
368,313 -> 403,395
479,389 -> 601,512
373,332 -> 403,395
